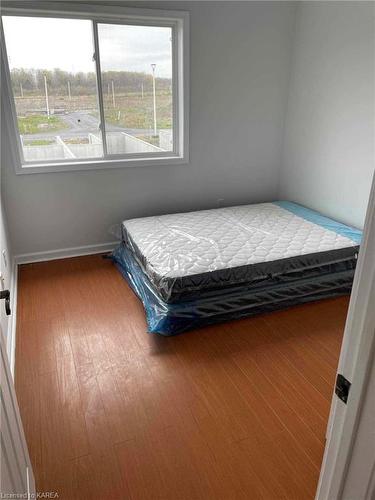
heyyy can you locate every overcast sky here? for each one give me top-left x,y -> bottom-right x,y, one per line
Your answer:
2,16 -> 172,78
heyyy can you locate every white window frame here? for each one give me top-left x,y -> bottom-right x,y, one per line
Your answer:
0,2 -> 189,174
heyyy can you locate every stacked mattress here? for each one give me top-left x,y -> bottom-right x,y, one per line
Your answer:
112,201 -> 362,335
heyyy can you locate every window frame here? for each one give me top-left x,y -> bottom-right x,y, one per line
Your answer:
0,2 -> 189,174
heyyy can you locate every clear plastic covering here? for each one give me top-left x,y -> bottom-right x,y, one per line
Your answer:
120,201 -> 361,303
111,242 -> 356,336
111,201 -> 361,335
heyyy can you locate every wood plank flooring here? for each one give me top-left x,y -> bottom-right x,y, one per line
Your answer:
15,255 -> 349,499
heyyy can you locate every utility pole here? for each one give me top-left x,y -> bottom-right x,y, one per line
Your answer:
141,83 -> 144,99
68,81 -> 71,100
20,83 -> 24,98
44,74 -> 50,118
151,64 -> 157,136
111,80 -> 116,108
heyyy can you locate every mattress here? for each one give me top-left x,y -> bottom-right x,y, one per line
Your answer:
112,241 -> 355,336
121,201 -> 361,303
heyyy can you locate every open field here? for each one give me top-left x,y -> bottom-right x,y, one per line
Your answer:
104,93 -> 172,129
15,92 -> 172,132
23,138 -> 55,146
18,114 -> 67,134
15,94 -> 98,115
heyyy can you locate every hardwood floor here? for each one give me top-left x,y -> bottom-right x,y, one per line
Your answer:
15,255 -> 349,499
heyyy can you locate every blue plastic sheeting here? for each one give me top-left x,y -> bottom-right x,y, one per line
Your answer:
274,201 -> 362,244
112,243 -> 355,336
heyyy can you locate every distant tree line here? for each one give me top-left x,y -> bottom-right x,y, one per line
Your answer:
10,68 -> 172,96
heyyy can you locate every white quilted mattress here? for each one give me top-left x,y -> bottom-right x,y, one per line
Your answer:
122,202 -> 360,302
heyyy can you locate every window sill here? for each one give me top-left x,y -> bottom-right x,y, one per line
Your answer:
15,154 -> 189,175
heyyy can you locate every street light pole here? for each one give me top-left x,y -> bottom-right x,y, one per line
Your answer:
151,63 -> 157,136
68,81 -> 71,100
44,74 -> 50,118
111,80 -> 116,108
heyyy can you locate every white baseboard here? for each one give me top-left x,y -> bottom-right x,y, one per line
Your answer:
15,241 -> 118,265
8,258 -> 18,378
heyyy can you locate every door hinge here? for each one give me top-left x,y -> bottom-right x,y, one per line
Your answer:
335,374 -> 351,404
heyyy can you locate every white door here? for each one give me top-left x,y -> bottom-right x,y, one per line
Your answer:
317,172 -> 375,498
0,324 -> 36,497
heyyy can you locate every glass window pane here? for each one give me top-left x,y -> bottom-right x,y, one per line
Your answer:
97,23 -> 173,155
2,16 -> 103,162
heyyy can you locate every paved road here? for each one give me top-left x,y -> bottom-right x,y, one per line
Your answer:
22,111 -> 154,140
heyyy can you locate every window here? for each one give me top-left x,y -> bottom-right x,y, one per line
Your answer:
1,5 -> 189,173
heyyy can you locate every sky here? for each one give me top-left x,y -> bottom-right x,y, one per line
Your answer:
2,16 -> 173,78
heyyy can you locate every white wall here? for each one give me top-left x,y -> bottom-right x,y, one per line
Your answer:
279,1 -> 375,229
1,1 -> 296,256
2,1 -> 373,257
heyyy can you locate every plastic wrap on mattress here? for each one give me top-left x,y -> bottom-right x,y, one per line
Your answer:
112,243 -> 355,336
121,201 -> 361,303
